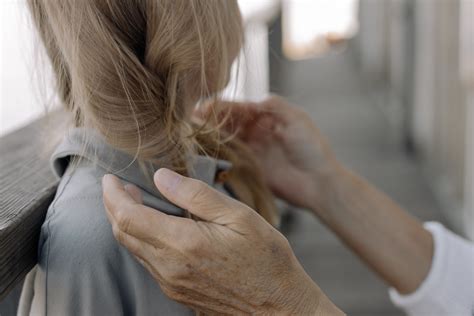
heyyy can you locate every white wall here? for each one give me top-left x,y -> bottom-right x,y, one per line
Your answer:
222,23 -> 271,102
223,0 -> 279,102
0,0 -> 52,137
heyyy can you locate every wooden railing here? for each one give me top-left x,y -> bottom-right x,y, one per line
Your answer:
0,114 -> 59,300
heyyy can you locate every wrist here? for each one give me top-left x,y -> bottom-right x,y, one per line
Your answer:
291,283 -> 344,316
272,279 -> 343,316
308,161 -> 347,219
314,294 -> 345,316
265,259 -> 341,315
288,277 -> 324,315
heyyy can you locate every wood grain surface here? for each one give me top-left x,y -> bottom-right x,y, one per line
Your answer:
0,113 -> 61,300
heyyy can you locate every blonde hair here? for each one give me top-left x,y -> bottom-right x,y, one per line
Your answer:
27,0 -> 277,226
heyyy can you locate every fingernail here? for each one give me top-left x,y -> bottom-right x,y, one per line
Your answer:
155,168 -> 182,192
102,174 -> 113,185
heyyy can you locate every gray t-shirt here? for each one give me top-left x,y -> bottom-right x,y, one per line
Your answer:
19,128 -> 232,316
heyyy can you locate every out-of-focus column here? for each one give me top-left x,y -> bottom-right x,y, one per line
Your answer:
223,0 -> 279,102
355,0 -> 389,83
412,0 -> 436,157
460,0 -> 474,240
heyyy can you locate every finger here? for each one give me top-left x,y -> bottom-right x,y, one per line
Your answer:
153,169 -> 246,223
116,233 -> 169,285
259,96 -> 292,123
194,100 -> 260,120
195,100 -> 267,135
135,254 -> 168,287
124,183 -> 143,204
102,174 -> 192,245
113,225 -> 157,263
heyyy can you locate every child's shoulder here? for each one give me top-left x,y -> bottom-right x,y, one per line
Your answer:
50,160 -> 105,212
32,162 -> 190,315
42,162 -> 116,259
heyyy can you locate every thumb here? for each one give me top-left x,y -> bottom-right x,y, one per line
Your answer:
154,168 -> 245,222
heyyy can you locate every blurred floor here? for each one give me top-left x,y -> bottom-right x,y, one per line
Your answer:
278,51 -> 445,316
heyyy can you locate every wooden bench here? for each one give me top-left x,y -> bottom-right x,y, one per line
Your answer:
0,113 -> 60,300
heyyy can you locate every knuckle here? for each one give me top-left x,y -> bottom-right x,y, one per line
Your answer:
111,224 -> 119,238
266,95 -> 282,106
269,95 -> 281,102
278,233 -> 291,249
112,225 -> 126,244
163,266 -> 185,285
160,267 -> 197,304
161,285 -> 180,301
116,211 -> 132,233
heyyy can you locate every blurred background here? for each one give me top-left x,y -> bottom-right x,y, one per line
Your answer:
1,0 -> 473,315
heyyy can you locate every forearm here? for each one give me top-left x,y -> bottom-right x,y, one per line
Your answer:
312,166 -> 434,294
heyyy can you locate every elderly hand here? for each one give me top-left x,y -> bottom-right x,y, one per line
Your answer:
201,98 -> 436,296
199,96 -> 341,216
102,169 -> 342,315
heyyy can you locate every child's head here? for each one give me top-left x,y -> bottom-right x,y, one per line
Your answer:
29,0 -> 278,226
28,0 -> 243,165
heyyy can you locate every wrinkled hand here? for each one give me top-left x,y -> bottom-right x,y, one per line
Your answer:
102,169 -> 340,315
198,96 -> 341,214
